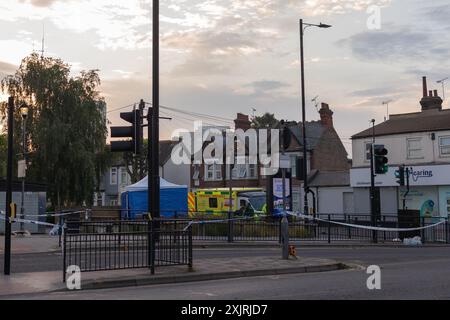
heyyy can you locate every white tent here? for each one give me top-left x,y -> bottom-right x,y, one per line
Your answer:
125,176 -> 187,192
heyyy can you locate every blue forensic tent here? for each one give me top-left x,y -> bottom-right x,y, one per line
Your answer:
121,176 -> 188,219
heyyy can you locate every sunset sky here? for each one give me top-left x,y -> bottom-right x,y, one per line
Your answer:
1,0 -> 450,154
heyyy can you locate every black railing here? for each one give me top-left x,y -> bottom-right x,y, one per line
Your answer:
63,219 -> 192,282
183,213 -> 449,244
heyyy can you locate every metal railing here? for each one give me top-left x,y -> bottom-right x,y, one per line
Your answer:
63,219 -> 192,282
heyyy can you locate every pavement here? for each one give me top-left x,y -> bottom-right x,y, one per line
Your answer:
1,234 -> 446,256
0,234 -> 61,254
0,256 -> 345,298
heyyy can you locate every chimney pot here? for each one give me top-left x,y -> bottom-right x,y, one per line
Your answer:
429,90 -> 433,97
319,102 -> 334,129
422,76 -> 428,98
434,90 -> 438,97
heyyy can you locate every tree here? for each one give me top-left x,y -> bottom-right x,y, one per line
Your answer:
123,139 -> 148,184
251,112 -> 280,129
0,53 -> 108,208
0,134 -> 6,177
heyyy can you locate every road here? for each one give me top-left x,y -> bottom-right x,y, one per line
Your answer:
3,246 -> 450,299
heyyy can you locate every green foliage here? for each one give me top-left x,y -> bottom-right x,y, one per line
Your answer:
251,112 -> 280,129
0,134 -> 6,177
0,53 -> 107,207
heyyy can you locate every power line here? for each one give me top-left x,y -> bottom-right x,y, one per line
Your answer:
106,102 -> 138,114
144,101 -> 234,124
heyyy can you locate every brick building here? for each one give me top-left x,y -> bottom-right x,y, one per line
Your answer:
190,103 -> 350,212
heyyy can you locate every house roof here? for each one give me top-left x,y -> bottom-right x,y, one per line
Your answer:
308,170 -> 350,187
159,140 -> 178,166
352,108 -> 450,139
287,121 -> 326,151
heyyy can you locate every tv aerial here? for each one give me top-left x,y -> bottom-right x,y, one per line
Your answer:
437,77 -> 448,100
311,96 -> 319,112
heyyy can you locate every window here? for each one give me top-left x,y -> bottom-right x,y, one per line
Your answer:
205,163 -> 222,181
439,136 -> 450,157
120,167 -> 128,185
291,156 -> 297,178
365,142 -> 372,162
248,164 -> 257,178
209,198 -> 218,208
192,166 -> 200,180
407,138 -> 423,159
110,168 -> 117,185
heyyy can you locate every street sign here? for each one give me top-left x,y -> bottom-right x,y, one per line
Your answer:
17,160 -> 26,178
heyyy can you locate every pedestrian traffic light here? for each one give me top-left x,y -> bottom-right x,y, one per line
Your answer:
110,110 -> 142,154
395,165 -> 405,186
374,145 -> 388,174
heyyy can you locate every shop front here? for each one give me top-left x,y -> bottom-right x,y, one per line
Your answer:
350,164 -> 450,218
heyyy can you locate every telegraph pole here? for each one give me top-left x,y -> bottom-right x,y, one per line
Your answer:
4,97 -> 14,275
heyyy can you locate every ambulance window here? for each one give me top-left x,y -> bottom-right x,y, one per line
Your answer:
209,198 -> 218,208
240,200 -> 246,207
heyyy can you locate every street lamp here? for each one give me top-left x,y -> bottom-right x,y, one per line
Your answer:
299,19 -> 332,215
17,103 -> 30,236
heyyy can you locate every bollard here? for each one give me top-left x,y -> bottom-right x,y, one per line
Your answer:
281,214 -> 289,260
446,220 -> 449,244
328,214 -> 331,244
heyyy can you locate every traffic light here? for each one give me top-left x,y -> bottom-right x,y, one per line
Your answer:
395,165 -> 405,186
110,110 -> 142,154
282,126 -> 291,151
374,145 -> 388,174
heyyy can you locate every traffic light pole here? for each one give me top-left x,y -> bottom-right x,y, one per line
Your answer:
370,120 -> 377,244
150,0 -> 160,222
403,167 -> 410,211
4,97 -> 14,275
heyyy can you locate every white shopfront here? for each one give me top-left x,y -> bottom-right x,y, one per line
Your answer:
350,164 -> 450,218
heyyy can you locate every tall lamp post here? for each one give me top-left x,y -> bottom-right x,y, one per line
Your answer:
17,104 -> 30,236
299,19 -> 331,215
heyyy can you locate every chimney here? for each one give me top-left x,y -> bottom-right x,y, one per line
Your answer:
420,76 -> 443,111
234,113 -> 251,131
422,76 -> 428,97
319,102 -> 334,129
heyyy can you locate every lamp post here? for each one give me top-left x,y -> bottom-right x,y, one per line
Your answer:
299,19 -> 331,215
17,104 -> 30,236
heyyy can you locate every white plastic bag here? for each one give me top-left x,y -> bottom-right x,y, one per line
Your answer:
49,225 -> 59,236
403,236 -> 422,246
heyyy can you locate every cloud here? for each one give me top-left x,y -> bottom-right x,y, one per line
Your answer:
246,80 -> 289,92
337,28 -> 446,61
0,61 -> 18,75
19,0 -> 60,7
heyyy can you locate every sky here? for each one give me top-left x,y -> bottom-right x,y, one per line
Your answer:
1,0 -> 450,156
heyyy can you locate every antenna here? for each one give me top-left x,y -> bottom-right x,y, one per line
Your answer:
40,23 -> 45,58
251,107 -> 256,119
311,96 -> 319,112
437,77 -> 448,100
382,100 -> 393,121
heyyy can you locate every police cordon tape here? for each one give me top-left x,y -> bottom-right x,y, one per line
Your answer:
0,209 -> 85,218
183,215 -> 269,231
0,214 -> 62,228
286,211 -> 446,232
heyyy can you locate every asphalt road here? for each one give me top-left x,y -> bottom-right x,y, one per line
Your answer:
4,246 -> 450,299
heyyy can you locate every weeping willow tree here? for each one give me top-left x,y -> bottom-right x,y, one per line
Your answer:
0,53 -> 108,208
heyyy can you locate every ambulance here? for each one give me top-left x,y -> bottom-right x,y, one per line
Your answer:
188,188 -> 266,216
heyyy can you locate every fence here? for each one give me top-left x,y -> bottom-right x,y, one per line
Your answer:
63,219 -> 192,282
187,213 -> 450,244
